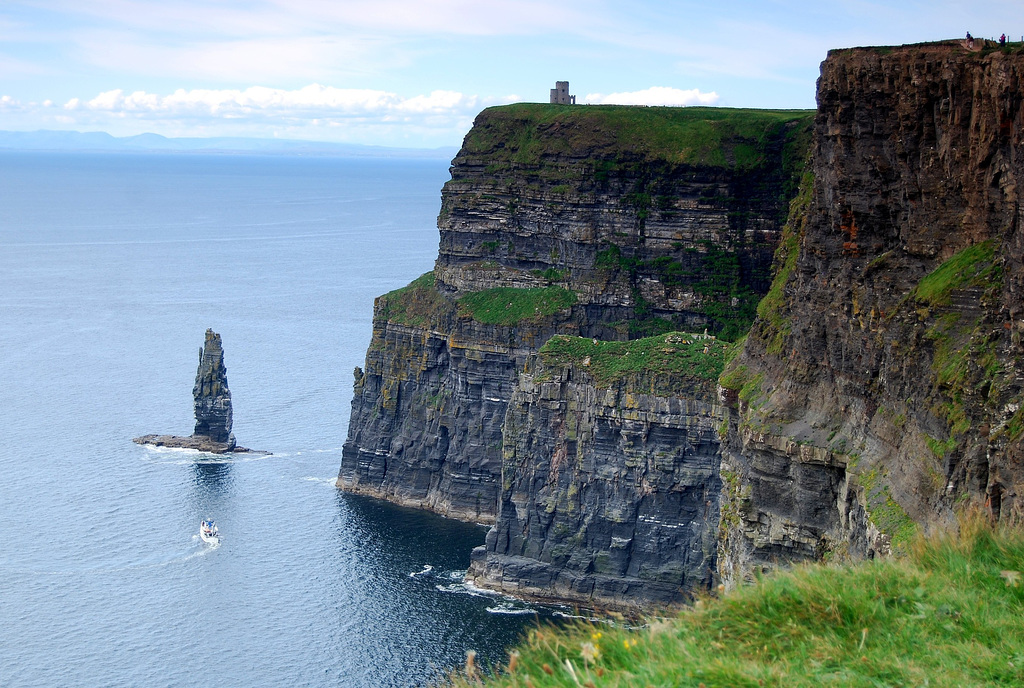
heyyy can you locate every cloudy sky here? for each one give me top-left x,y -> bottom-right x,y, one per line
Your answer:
0,1 -> 1019,147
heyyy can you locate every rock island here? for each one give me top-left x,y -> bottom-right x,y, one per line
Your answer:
135,329 -> 261,454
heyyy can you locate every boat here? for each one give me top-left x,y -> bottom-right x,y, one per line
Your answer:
200,519 -> 220,544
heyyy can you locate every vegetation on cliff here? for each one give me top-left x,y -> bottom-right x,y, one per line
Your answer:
460,103 -> 813,170
752,169 -> 813,355
449,520 -> 1024,687
376,271 -> 453,328
377,272 -> 578,328
458,286 -> 577,325
538,332 -> 732,389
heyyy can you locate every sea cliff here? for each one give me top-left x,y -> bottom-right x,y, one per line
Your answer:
339,105 -> 811,524
340,39 -> 1024,610
718,41 -> 1024,583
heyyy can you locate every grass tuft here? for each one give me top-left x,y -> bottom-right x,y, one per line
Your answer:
914,240 -> 998,306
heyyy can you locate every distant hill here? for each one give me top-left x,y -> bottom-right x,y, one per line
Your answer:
0,130 -> 458,159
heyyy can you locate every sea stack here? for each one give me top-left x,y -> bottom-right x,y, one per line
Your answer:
192,329 -> 234,446
135,329 -> 258,454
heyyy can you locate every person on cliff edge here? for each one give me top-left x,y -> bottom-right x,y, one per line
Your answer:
966,31 -> 974,48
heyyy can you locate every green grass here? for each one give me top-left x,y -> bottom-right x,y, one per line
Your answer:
448,520 -> 1024,687
376,271 -> 454,328
914,240 -> 998,306
538,332 -> 732,389
457,286 -> 577,325
461,103 -> 814,169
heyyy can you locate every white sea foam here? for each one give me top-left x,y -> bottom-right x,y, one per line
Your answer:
485,601 -> 537,615
408,564 -> 434,578
300,476 -> 338,486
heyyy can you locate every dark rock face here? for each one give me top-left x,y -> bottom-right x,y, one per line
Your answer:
718,43 -> 1024,583
338,106 -> 811,526
434,106 -> 812,340
193,329 -> 234,445
468,358 -> 722,609
338,315 -> 567,521
135,329 -> 254,454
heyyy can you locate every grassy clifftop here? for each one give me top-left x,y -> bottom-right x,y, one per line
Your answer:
448,520 -> 1024,687
459,103 -> 814,170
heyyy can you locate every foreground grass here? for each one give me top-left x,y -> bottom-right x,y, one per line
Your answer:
449,521 -> 1024,687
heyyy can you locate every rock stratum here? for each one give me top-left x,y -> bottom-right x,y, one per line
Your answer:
339,40 -> 1024,610
136,329 -> 258,454
718,41 -> 1024,583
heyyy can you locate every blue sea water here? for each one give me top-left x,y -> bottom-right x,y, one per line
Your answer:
0,153 -> 543,687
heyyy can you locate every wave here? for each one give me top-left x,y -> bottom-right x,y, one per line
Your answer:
137,444 -> 273,465
408,564 -> 434,578
300,476 -> 339,487
485,601 -> 538,616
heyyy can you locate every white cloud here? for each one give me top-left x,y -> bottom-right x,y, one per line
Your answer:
582,87 -> 719,107
20,84 -> 517,147
0,94 -> 25,110
62,85 -> 484,120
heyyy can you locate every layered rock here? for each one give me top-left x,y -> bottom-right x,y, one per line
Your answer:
718,42 -> 1024,583
338,106 -> 812,523
136,329 -> 256,454
192,329 -> 234,444
337,282 -> 577,521
468,333 -> 726,609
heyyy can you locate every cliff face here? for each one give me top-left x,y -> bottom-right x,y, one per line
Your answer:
338,283 -> 575,521
435,105 -> 811,340
719,42 -> 1024,581
469,334 -> 726,608
339,105 -> 811,524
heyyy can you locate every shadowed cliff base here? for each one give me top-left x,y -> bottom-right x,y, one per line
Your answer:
135,329 -> 265,455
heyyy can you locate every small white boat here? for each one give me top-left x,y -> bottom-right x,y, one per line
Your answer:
200,519 -> 220,544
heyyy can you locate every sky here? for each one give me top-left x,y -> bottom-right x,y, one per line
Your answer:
0,1 -> 1020,148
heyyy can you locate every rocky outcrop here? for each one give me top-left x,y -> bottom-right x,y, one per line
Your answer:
717,41 -> 1024,583
468,333 -> 726,609
136,329 -> 259,454
192,329 -> 234,444
338,106 -> 812,524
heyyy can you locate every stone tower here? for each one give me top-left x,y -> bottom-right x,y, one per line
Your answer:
549,81 -> 576,105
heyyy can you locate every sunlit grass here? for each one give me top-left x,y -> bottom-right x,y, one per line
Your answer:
447,517 -> 1024,687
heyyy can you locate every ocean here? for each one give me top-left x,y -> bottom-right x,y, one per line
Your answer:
0,152 -> 546,687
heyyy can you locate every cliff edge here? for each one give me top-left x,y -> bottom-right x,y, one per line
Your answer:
718,41 -> 1024,583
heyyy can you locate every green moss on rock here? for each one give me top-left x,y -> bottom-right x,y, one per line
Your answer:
376,271 -> 454,328
538,331 -> 731,390
457,286 -> 577,325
